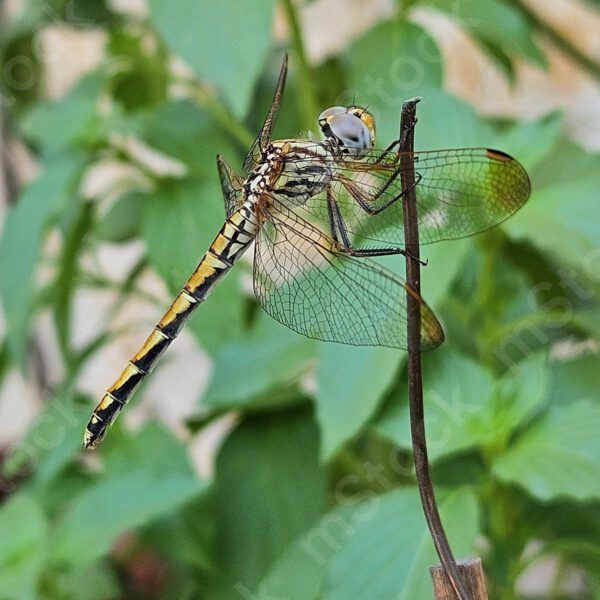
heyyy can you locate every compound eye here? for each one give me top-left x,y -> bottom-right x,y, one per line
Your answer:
328,112 -> 372,150
318,106 -> 347,122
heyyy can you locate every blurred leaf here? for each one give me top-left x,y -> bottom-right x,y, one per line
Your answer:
495,112 -> 563,172
316,344 -> 401,461
348,21 -> 442,140
350,19 -> 496,150
138,100 -> 239,178
412,89 -> 496,150
506,170 -> 600,272
493,400 -> 600,501
542,538 -> 600,591
376,351 -> 547,461
107,26 -> 168,111
54,202 -> 94,355
0,493 -> 48,600
20,72 -> 104,156
205,314 -> 315,409
426,0 -> 547,69
56,560 -> 120,600
323,488 -> 478,599
147,0 -> 275,117
259,487 -> 479,600
214,409 -> 326,593
51,424 -> 205,568
145,496 -> 215,573
0,155 -> 84,364
96,192 -> 144,243
528,138 -> 600,190
546,352 -> 600,407
102,422 -> 198,478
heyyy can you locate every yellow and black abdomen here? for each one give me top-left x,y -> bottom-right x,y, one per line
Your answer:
83,207 -> 257,449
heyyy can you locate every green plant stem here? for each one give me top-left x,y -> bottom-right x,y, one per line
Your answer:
506,0 -> 600,80
487,310 -> 581,346
281,0 -> 319,132
189,84 -> 254,150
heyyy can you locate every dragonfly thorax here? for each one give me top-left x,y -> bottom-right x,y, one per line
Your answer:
318,106 -> 376,157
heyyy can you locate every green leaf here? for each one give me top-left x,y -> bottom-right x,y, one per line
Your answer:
0,493 -> 48,600
96,192 -> 144,243
546,351 -> 600,408
426,0 -> 547,68
53,201 -> 94,355
316,344 -> 401,461
259,487 -> 479,600
348,21 -> 442,142
376,351 -> 547,461
144,496 -> 215,572
20,72 -> 104,156
107,26 -> 168,111
495,112 -> 563,172
102,421 -> 199,478
137,100 -> 239,178
50,424 -> 205,568
412,89 -> 496,150
349,19 -> 443,96
349,20 -> 498,152
56,561 -> 120,600
214,409 -> 326,593
0,155 -> 84,363
205,314 -> 316,409
493,400 -> 600,501
147,0 -> 275,117
506,173 -> 600,271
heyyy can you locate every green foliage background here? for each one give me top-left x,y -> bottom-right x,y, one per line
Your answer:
0,0 -> 599,598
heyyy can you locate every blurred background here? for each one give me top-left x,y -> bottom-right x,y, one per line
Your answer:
1,0 -> 599,598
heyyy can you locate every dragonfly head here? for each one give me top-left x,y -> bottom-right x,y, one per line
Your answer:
318,106 -> 376,156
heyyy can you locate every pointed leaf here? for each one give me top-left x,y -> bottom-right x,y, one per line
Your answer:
316,344 -> 401,461
493,400 -> 600,500
259,487 -> 479,600
148,0 -> 275,117
215,409 -> 326,593
0,156 -> 84,363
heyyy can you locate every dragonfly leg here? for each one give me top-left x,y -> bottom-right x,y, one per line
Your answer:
373,138 -> 401,163
336,171 -> 422,216
326,187 -> 351,248
347,246 -> 427,266
327,188 -> 427,265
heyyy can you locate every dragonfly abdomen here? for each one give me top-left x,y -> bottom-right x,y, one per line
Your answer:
83,207 -> 257,449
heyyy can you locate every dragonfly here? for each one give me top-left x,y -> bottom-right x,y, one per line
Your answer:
83,55 -> 530,449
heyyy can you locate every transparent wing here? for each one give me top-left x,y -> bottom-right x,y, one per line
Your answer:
217,154 -> 245,217
242,54 -> 288,173
253,201 -> 444,349
281,146 -> 531,249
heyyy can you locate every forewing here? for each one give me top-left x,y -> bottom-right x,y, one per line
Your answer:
242,54 -> 288,173
253,202 -> 444,349
283,147 -> 530,249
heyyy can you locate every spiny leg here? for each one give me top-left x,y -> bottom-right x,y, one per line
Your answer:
335,170 -> 422,216
326,187 -> 426,264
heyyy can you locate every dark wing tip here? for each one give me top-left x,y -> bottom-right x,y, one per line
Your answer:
486,148 -> 514,162
486,148 -> 532,203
